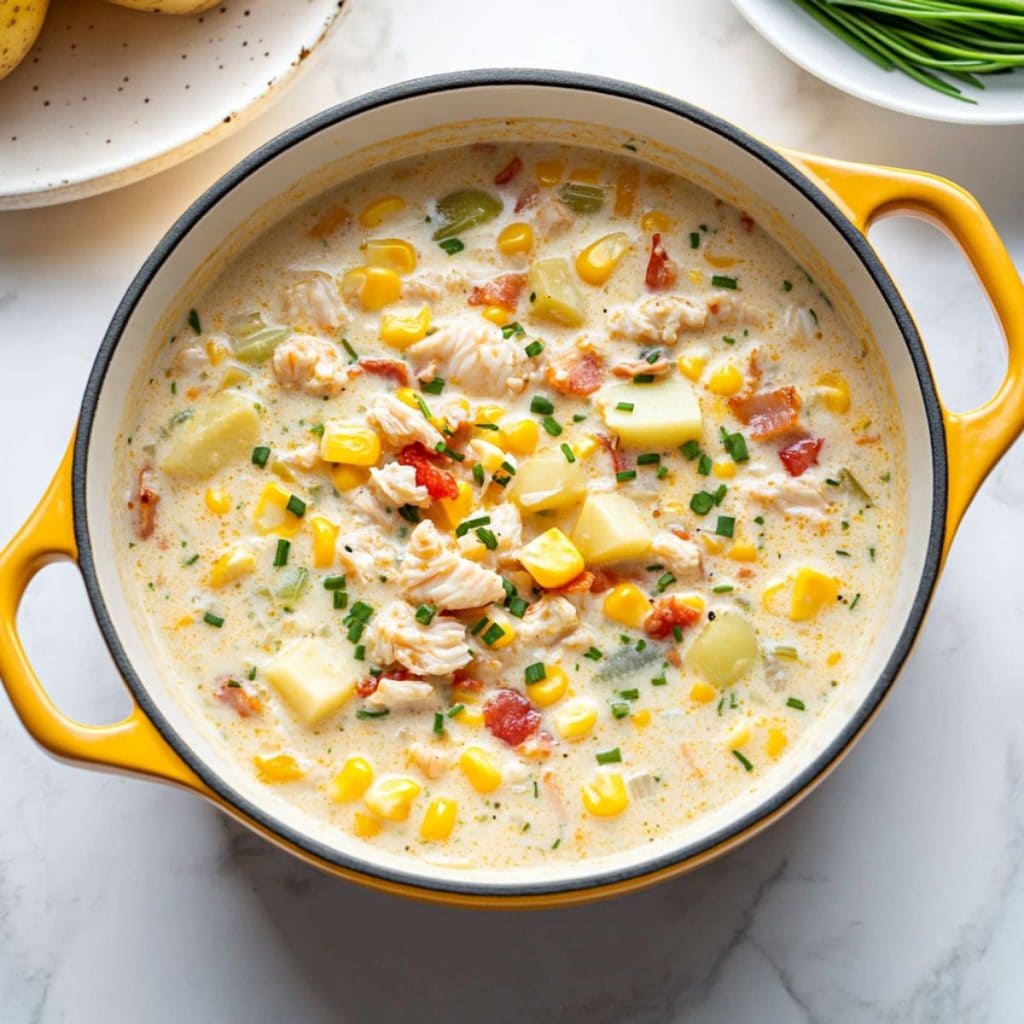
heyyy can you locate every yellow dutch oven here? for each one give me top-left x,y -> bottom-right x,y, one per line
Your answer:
2,72 -> 1022,908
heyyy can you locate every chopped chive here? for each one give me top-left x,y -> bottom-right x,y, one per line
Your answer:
712,275 -> 738,290
448,703 -> 465,718
530,395 -> 554,415
616,469 -> 637,483
732,749 -> 754,772
633,374 -> 656,384
655,571 -> 676,594
433,711 -> 445,735
455,514 -> 491,538
482,622 -> 506,646
525,663 -> 546,685
474,422 -> 500,431
356,708 -> 389,719
869,546 -> 876,561
637,452 -> 660,466
552,838 -> 561,849
472,462 -> 485,486
611,701 -> 630,719
596,747 -> 622,765
583,647 -> 603,661
470,617 -> 489,636
421,376 -> 446,395
782,280 -> 793,292
347,622 -> 365,643
501,321 -> 525,339
690,491 -> 714,515
835,549 -> 850,557
324,574 -> 347,590
183,553 -> 200,567
286,494 -> 306,518
656,465 -> 669,480
398,504 -> 421,524
615,401 -> 635,412
561,443 -> 576,463
439,238 -> 464,255
251,446 -> 271,468
572,413 -> 587,423
774,645 -> 799,660
508,596 -> 529,618
348,601 -> 374,623
188,308 -> 201,334
651,674 -> 667,687
273,538 -> 290,567
786,697 -> 806,711
524,340 -> 544,358
645,350 -> 662,365
680,440 -> 701,460
722,335 -> 735,346
712,484 -> 727,505
203,611 -> 224,628
721,429 -> 749,462
715,515 -> 735,538
354,644 -> 366,662
689,231 -> 700,249
672,625 -> 683,642
414,604 -> 436,625
414,395 -> 433,420
541,416 -> 562,436
753,515 -> 765,525
499,460 -> 516,476
170,381 -> 177,395
340,338 -> 359,363
619,688 -> 639,701
712,583 -> 734,593
309,423 -> 325,437
333,590 -> 349,610
434,442 -> 465,462
697,453 -> 712,476
475,527 -> 498,550
849,593 -> 861,610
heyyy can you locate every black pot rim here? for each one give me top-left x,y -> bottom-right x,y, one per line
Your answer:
72,69 -> 947,901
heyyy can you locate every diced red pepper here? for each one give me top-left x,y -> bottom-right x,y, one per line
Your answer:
546,353 -> 603,397
358,358 -> 409,387
595,432 -> 629,474
468,273 -> 527,311
515,185 -> 539,213
778,435 -> 824,477
645,233 -> 677,290
552,571 -> 596,595
397,443 -> 459,500
214,678 -> 261,718
452,667 -> 485,692
132,466 -> 159,540
355,676 -> 380,697
644,597 -> 702,639
739,213 -> 756,232
484,689 -> 541,747
728,386 -> 801,440
494,155 -> 523,185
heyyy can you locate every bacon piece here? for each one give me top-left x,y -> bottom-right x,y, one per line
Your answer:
594,432 -> 629,475
518,730 -> 552,759
856,435 -> 881,446
494,155 -> 523,185
645,233 -> 677,291
612,357 -> 671,379
359,358 -> 409,387
728,386 -> 801,440
739,213 -> 755,233
552,571 -> 596,595
355,676 -> 380,698
546,353 -> 603,397
644,596 -> 702,639
484,689 -> 541,747
778,435 -> 823,477
452,667 -> 485,692
397,443 -> 459,501
214,677 -> 261,718
514,185 -> 539,213
132,466 -> 159,540
589,568 -> 621,594
467,273 -> 526,311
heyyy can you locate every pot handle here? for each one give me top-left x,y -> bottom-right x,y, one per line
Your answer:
0,437 -> 205,790
786,151 -> 1024,558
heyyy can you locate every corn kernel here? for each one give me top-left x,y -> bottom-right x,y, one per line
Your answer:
761,579 -> 787,614
712,459 -> 738,479
329,756 -> 374,802
554,698 -> 598,741
205,340 -> 228,366
603,583 -> 653,630
632,708 -> 652,729
365,237 -> 417,275
420,797 -> 458,841
320,424 -> 381,466
497,221 -> 534,256
678,353 -> 706,381
640,210 -> 671,232
581,770 -> 629,817
359,195 -> 406,228
208,545 -> 257,589
518,528 -> 585,590
707,364 -> 744,396
342,265 -> 402,311
679,593 -> 706,613
353,811 -> 381,838
536,159 -> 563,187
270,461 -> 296,483
253,482 -> 304,537
309,516 -> 339,569
687,269 -> 703,285
574,435 -> 599,459
789,567 -> 841,622
528,664 -> 569,707
702,534 -> 725,555
727,541 -> 758,563
502,419 -> 539,455
817,371 -> 851,414
435,481 -> 474,530
204,488 -> 232,515
766,728 -> 788,759
727,722 -> 751,749
379,306 -> 430,348
704,253 -> 737,269
827,651 -> 842,667
575,232 -> 630,286
459,706 -> 484,728
690,681 -> 718,704
363,776 -> 421,821
451,686 -> 482,705
469,438 -> 506,474
481,305 -> 509,326
483,612 -> 516,650
254,753 -> 304,784
474,404 -> 506,426
218,366 -> 251,391
331,464 -> 370,493
460,747 -> 502,793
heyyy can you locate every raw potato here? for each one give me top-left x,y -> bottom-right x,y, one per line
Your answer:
688,612 -> 759,687
509,448 -> 587,513
103,0 -> 220,13
264,638 -> 357,725
527,258 -> 586,327
571,493 -> 652,565
161,391 -> 259,480
600,377 -> 702,448
0,0 -> 48,80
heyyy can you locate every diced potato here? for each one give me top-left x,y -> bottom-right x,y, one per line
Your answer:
600,377 -> 702,448
688,612 -> 759,687
570,493 -> 652,565
509,449 -> 587,513
264,638 -> 357,725
527,257 -> 585,327
161,392 -> 259,480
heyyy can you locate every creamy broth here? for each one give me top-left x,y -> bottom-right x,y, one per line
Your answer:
113,142 -> 905,870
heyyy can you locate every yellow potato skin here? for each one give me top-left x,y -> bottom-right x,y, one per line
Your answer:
0,0 -> 49,81
102,0 -> 221,13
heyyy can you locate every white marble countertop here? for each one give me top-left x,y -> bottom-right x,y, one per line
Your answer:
2,1 -> 1023,1020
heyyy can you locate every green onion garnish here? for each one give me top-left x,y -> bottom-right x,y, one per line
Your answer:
715,515 -> 735,538
689,232 -> 700,249
273,538 -> 290,567
561,443 -> 576,463
712,484 -> 727,505
251,446 -> 271,468
439,238 -> 464,255
448,704 -> 466,718
415,604 -> 436,625
333,590 -> 348,610
422,376 -> 446,395
507,596 -> 529,618
656,572 -> 676,594
651,674 -> 667,687
656,465 -> 669,480
433,711 -> 445,735
849,593 -> 861,610
354,644 -> 366,662
183,554 -> 199,567
697,454 -> 712,476
482,622 -> 506,646
203,612 -> 224,628
398,505 -> 421,524
472,462 -> 485,486
188,308 -> 201,334
455,514 -> 491,538
530,395 -> 554,415
476,527 -> 498,550
610,701 -> 630,719
615,401 -> 634,412
541,416 -> 562,436
324,574 -> 346,590
712,275 -> 738,290
286,494 -> 306,518
501,321 -> 525,338
525,663 -> 546,685
524,340 -> 544,358
637,453 -> 660,466
340,338 -> 359,363
680,440 -> 701,460
732,749 -> 754,772
690,491 -> 714,515
356,708 -> 389,720
786,697 -> 806,711
584,647 -> 603,661
596,748 -> 622,765
616,469 -> 637,483
619,688 -> 639,700
712,583 -> 734,594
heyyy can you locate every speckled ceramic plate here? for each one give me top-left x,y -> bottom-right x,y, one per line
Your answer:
0,0 -> 345,209
733,0 -> 1024,125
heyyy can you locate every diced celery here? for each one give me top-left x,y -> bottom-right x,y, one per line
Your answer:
233,327 -> 290,364
227,311 -> 266,339
274,566 -> 310,605
432,190 -> 502,240
559,183 -> 605,214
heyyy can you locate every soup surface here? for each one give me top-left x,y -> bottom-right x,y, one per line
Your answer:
113,142 -> 905,871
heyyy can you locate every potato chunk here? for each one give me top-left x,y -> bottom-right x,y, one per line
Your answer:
688,612 -> 759,687
509,449 -> 587,513
161,391 -> 259,480
527,257 -> 585,327
600,377 -> 702,448
570,493 -> 652,565
264,638 -> 357,725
